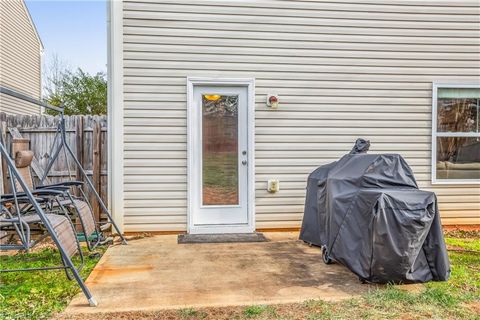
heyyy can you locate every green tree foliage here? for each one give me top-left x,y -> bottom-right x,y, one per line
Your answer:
45,68 -> 107,115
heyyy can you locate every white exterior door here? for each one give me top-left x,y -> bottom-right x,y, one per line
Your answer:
188,82 -> 253,234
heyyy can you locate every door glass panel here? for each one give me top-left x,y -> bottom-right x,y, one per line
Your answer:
202,94 -> 239,205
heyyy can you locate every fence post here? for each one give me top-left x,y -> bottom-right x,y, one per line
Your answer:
75,116 -> 84,192
0,113 -> 7,193
92,119 -> 102,222
0,113 -> 8,194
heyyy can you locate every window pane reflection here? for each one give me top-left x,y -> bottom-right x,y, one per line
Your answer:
437,98 -> 479,133
202,94 -> 239,205
436,137 -> 480,180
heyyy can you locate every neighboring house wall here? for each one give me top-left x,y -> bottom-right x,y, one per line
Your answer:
118,0 -> 480,232
0,0 -> 42,115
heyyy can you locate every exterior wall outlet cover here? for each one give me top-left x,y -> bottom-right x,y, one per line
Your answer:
268,179 -> 280,193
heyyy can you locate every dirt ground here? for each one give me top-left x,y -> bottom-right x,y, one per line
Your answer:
55,300 -> 480,320
54,302 -> 364,320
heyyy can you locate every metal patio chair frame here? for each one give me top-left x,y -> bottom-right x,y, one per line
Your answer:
0,141 -> 97,306
4,141 -> 103,251
0,196 -> 86,280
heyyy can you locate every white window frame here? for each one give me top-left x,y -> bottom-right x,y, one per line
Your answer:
431,83 -> 480,185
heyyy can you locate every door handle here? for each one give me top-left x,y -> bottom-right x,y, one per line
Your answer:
242,160 -> 247,165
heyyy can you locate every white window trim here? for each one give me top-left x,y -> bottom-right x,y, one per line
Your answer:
186,77 -> 256,234
431,83 -> 480,185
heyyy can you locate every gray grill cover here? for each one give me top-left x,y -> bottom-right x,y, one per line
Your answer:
300,153 -> 450,283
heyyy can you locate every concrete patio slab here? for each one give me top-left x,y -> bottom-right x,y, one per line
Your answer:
65,232 -> 371,314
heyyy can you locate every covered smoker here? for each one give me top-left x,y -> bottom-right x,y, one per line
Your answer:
300,143 -> 450,284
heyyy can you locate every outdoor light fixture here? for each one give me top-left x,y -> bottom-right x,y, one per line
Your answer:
266,94 -> 279,109
204,94 -> 221,101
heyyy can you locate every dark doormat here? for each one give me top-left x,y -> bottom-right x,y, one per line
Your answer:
178,232 -> 268,244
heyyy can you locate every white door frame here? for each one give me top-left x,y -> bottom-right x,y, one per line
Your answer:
187,77 -> 255,234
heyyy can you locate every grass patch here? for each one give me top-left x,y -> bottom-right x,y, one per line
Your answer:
0,245 -> 106,320
445,237 -> 480,252
243,305 -> 277,318
179,308 -> 207,319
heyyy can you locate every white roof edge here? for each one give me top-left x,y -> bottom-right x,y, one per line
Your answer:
21,0 -> 44,51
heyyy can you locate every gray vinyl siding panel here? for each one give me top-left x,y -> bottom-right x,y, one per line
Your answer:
121,0 -> 480,232
0,0 -> 42,115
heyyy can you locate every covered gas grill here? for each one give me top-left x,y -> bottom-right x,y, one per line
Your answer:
300,140 -> 450,284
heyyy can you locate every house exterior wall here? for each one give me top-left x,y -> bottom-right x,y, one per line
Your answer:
0,0 -> 42,115
117,0 -> 480,232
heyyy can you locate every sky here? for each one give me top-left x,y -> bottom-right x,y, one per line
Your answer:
25,0 -> 107,75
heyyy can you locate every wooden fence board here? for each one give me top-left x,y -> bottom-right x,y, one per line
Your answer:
0,112 -> 108,221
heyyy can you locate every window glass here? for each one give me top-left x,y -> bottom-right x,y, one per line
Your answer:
202,94 -> 239,205
434,87 -> 480,182
437,98 -> 478,133
436,137 -> 480,180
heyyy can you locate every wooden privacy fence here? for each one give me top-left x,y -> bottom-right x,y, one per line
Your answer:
0,112 -> 108,222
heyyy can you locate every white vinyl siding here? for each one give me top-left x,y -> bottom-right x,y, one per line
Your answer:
120,0 -> 480,232
0,0 -> 42,115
